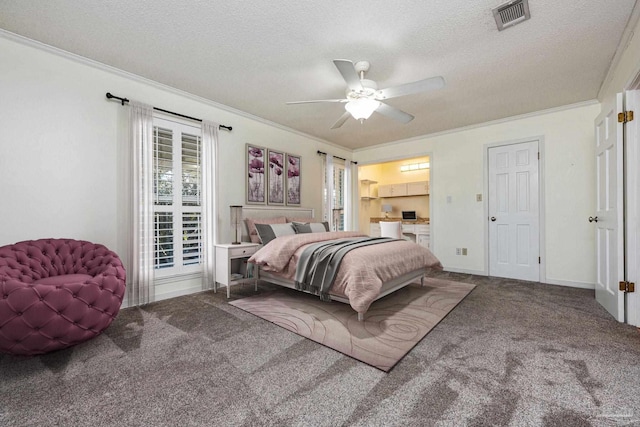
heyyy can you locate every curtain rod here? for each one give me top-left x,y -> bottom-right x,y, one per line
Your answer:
317,150 -> 357,164
105,92 -> 232,131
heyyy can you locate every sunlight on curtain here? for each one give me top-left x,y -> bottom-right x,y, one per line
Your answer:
344,160 -> 352,230
201,120 -> 218,290
129,101 -> 154,305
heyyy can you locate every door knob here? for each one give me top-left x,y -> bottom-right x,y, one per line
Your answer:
588,216 -> 598,223
490,216 -> 496,222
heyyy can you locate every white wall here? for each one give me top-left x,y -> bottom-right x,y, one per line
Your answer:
354,103 -> 600,288
0,34 -> 350,260
0,31 -> 609,292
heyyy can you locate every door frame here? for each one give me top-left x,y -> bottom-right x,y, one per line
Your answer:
483,136 -> 546,281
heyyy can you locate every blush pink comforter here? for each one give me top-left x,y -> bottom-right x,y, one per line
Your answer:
248,231 -> 443,314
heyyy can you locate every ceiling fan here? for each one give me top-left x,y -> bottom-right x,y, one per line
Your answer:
286,59 -> 445,129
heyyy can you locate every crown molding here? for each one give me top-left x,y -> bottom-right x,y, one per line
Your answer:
597,1 -> 640,99
0,29 -> 341,150
353,99 -> 599,153
0,28 -> 602,158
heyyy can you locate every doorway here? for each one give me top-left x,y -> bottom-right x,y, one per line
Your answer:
357,155 -> 431,243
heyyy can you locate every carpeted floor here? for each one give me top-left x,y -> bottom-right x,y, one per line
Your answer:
229,278 -> 475,371
1,270 -> 640,426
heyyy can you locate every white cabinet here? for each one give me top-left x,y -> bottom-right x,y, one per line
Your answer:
378,185 -> 392,198
401,223 -> 414,234
391,184 -> 408,197
372,222 -> 430,248
379,181 -> 428,198
215,242 -> 260,298
378,183 -> 408,198
415,224 -> 430,234
417,233 -> 430,249
407,181 -> 429,196
360,179 -> 378,200
402,224 -> 430,249
415,224 -> 430,249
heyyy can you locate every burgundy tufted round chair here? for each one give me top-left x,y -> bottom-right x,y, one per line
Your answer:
0,238 -> 126,356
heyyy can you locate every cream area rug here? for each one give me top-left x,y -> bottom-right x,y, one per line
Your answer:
229,278 -> 475,371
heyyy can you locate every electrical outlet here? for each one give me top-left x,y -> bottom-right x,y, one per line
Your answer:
462,248 -> 468,256
456,248 -> 462,255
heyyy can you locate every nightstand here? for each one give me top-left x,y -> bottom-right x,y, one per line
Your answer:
214,242 -> 261,298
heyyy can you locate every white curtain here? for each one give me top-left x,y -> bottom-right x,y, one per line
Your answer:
324,154 -> 334,228
128,101 -> 155,305
344,159 -> 353,230
201,120 -> 219,290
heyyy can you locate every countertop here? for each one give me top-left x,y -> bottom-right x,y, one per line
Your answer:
369,217 -> 430,224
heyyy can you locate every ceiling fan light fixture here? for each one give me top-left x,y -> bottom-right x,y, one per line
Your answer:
345,98 -> 380,120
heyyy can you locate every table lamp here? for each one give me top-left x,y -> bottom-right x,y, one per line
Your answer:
381,204 -> 392,219
230,205 -> 243,245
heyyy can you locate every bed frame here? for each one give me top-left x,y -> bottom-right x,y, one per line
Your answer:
257,269 -> 425,321
241,205 -> 315,242
241,205 -> 426,321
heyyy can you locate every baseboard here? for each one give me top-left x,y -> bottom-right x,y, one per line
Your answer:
442,268 -> 595,290
541,278 -> 595,290
443,267 -> 487,276
121,285 -> 205,309
155,285 -> 206,302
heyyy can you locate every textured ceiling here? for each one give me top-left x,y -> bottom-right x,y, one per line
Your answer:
0,0 -> 636,150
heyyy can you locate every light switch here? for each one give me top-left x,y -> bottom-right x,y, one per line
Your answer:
476,194 -> 482,202
446,196 -> 452,204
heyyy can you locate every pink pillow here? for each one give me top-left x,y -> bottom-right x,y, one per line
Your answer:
245,216 -> 286,243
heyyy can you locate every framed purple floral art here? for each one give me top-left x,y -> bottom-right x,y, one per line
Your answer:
246,144 -> 266,204
267,149 -> 285,205
286,153 -> 301,206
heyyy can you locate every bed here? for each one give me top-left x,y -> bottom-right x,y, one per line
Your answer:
242,206 -> 443,321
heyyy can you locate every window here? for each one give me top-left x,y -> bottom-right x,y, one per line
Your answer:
333,164 -> 345,231
153,117 -> 202,277
324,160 -> 346,231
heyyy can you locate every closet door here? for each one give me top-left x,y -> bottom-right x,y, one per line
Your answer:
488,140 -> 540,281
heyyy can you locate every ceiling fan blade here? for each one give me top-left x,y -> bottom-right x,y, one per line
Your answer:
377,76 -> 445,100
286,99 -> 347,105
375,102 -> 414,124
331,111 -> 351,129
333,59 -> 363,92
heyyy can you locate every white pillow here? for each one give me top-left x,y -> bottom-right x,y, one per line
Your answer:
292,221 -> 330,233
254,223 -> 295,244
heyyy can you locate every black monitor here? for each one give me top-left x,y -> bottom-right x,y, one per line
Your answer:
402,211 -> 417,221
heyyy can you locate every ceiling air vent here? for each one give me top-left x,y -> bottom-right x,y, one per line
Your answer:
493,0 -> 531,31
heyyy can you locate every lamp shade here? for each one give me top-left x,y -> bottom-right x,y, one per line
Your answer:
345,98 -> 380,120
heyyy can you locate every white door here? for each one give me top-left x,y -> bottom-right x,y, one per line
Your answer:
488,140 -> 540,281
625,89 -> 640,326
594,93 -> 624,321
